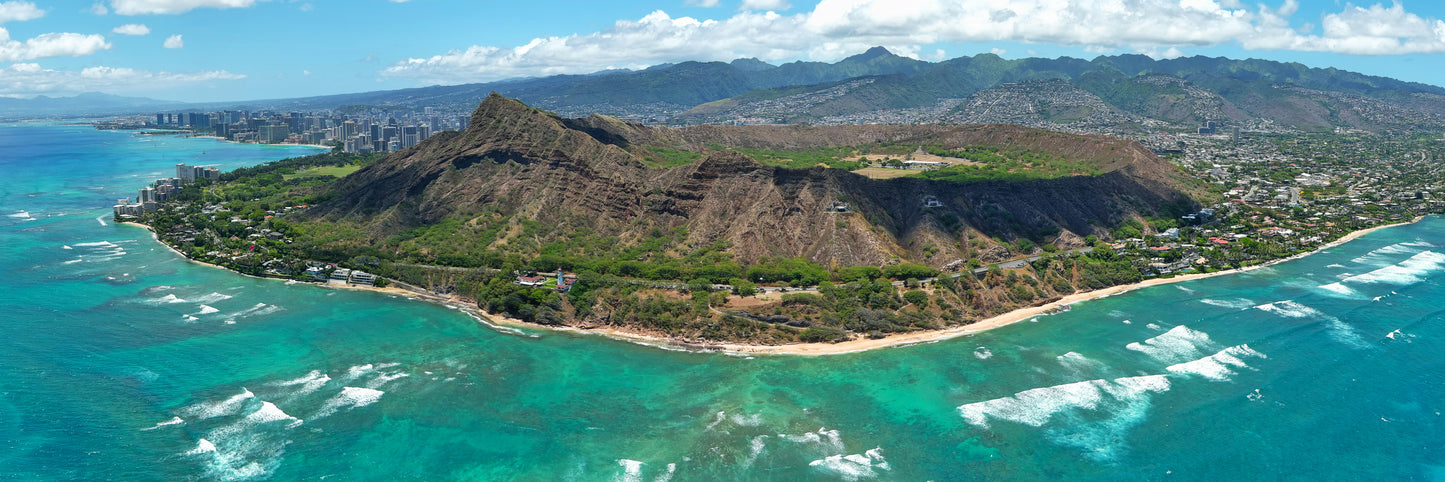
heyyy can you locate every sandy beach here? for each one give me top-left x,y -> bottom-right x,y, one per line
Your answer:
123,216 -> 1427,356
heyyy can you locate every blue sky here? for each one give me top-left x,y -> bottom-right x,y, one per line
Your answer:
2,0 -> 1443,102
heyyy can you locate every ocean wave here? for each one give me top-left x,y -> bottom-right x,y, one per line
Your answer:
973,346 -> 993,360
1253,300 -> 1322,319
245,401 -> 302,428
1056,352 -> 1107,377
1317,282 -> 1362,299
226,303 -> 282,320
809,447 -> 890,481
1349,242 -> 1426,265
196,305 -> 220,315
140,416 -> 185,431
312,386 -> 384,419
957,375 -> 1171,429
1041,376 -> 1171,463
183,388 -> 255,419
778,427 -> 846,455
1125,325 -> 1219,363
192,292 -> 234,304
1340,250 -> 1445,286
73,241 -> 117,248
364,371 -> 410,389
1165,345 -> 1267,381
269,370 -> 332,398
184,438 -> 217,455
148,293 -> 187,304
617,459 -> 645,482
1255,301 -> 1369,349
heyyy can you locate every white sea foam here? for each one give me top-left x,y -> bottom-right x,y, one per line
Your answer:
617,459 -> 644,482
185,438 -> 218,455
1341,251 -> 1445,286
74,241 -> 116,248
1326,263 -> 1346,269
1349,242 -> 1426,265
269,370 -> 332,398
1125,325 -> 1218,363
95,215 -> 107,226
1317,282 -> 1362,299
313,386 -> 384,419
7,210 -> 31,219
196,305 -> 220,315
958,375 -> 1171,429
141,416 -> 185,431
62,245 -> 72,250
742,435 -> 768,468
183,315 -> 199,322
245,401 -> 302,429
1253,300 -> 1323,319
1056,352 -> 1107,377
1166,345 -> 1267,381
342,364 -> 375,381
1255,301 -> 1369,349
1199,298 -> 1256,309
729,412 -> 763,427
1041,375 -> 1172,462
779,427 -> 846,455
365,371 -> 410,389
1175,285 -> 1194,293
185,388 -> 255,419
809,447 -> 890,481
192,292 -> 234,304
150,294 -> 187,304
1146,323 -> 1162,331
227,303 -> 281,320
973,346 -> 993,360
62,259 -> 83,265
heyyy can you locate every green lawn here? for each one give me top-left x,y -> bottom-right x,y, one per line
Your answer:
285,164 -> 363,180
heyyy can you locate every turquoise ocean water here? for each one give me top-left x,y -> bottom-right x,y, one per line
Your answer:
3,123 -> 1444,480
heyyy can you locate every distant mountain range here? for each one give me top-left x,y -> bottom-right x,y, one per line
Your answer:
0,92 -> 189,119
11,48 -> 1445,133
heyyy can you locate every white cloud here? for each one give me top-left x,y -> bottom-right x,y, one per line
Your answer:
0,28 -> 111,61
0,1 -> 43,23
382,1 -> 1445,85
89,3 -> 109,15
163,33 -> 182,48
739,0 -> 788,10
685,0 -> 720,6
0,62 -> 243,96
110,0 -> 259,15
112,23 -> 149,35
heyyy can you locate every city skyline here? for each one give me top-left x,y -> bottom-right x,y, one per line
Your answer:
2,0 -> 1444,102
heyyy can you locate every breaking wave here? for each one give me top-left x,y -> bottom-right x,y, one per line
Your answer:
1125,325 -> 1219,363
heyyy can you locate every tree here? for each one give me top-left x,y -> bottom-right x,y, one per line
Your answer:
903,290 -> 928,306
730,278 -> 757,297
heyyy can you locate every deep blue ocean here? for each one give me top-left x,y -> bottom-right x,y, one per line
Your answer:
3,122 -> 1444,480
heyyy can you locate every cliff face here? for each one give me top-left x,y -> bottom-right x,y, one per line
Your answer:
306,93 -> 1198,267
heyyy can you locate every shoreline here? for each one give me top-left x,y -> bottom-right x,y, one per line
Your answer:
122,216 -> 1428,356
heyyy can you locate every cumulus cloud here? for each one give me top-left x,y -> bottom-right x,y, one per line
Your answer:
685,0 -> 720,6
163,33 -> 182,48
0,28 -> 111,62
109,0 -> 259,15
0,1 -> 43,23
0,62 -> 243,96
382,0 -> 1445,84
112,23 -> 149,35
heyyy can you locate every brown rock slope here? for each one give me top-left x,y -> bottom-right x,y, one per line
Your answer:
306,93 -> 1201,267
